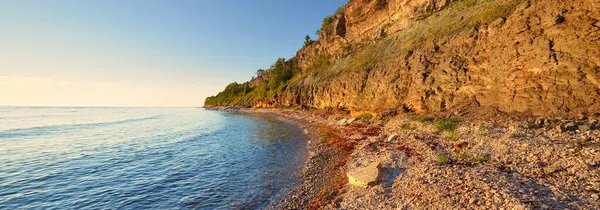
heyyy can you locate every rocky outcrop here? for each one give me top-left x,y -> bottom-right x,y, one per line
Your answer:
216,0 -> 600,119
280,0 -> 600,118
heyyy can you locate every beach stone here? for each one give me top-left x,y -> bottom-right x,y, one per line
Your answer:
556,125 -> 566,133
578,125 -> 591,131
347,162 -> 381,188
588,155 -> 600,167
544,164 -> 562,174
387,134 -> 399,142
565,122 -> 578,131
347,117 -> 357,124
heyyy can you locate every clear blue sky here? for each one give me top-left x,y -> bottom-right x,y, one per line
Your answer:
0,0 -> 346,107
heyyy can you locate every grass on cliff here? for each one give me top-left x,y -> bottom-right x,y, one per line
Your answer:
436,118 -> 460,132
357,113 -> 374,121
207,0 -> 525,107
297,0 -> 523,86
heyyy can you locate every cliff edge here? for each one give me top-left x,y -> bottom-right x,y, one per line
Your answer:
205,0 -> 600,119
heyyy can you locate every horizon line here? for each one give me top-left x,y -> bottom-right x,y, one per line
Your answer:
0,105 -> 204,108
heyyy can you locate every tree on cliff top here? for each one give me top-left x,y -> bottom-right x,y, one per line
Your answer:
304,35 -> 314,47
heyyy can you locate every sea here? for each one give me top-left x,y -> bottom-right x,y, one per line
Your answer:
0,107 -> 306,209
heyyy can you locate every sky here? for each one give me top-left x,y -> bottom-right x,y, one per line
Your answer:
0,0 -> 346,107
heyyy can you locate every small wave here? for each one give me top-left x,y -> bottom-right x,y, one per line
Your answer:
0,115 -> 164,138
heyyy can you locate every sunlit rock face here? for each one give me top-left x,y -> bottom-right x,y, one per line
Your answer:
251,0 -> 600,118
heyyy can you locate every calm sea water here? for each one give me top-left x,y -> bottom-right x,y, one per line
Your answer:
0,107 -> 306,209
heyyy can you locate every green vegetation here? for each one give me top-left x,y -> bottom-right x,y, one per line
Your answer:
357,113 -> 374,121
412,115 -> 435,124
321,16 -> 334,32
304,35 -> 314,47
472,154 -> 489,163
204,58 -> 295,107
455,152 -> 470,161
445,131 -> 461,141
477,127 -> 490,136
401,123 -> 416,131
317,6 -> 345,36
435,155 -> 453,165
206,0 -> 525,108
204,82 -> 252,106
436,118 -> 460,132
335,6 -> 345,15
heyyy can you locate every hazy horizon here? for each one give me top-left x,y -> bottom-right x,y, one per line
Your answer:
0,0 -> 346,107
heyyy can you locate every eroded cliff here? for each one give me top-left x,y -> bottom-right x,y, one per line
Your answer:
206,0 -> 600,118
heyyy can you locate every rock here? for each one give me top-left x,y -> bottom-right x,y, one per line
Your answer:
303,129 -> 309,135
577,113 -> 588,121
453,142 -> 468,152
578,125 -> 591,131
565,122 -> 578,131
557,123 -> 578,132
338,119 -> 348,126
556,125 -> 566,133
592,194 -> 599,200
387,134 -> 399,142
588,155 -> 600,167
544,165 -> 563,174
346,117 -> 357,124
535,118 -> 545,126
347,162 -> 381,188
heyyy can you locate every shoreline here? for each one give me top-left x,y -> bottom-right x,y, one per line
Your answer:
206,107 -> 600,209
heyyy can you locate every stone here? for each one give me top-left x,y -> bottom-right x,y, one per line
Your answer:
346,117 -> 357,124
338,119 -> 348,126
592,194 -> 600,200
387,134 -> 399,142
454,142 -> 469,152
347,162 -> 381,188
544,165 -> 562,174
588,155 -> 600,167
557,123 -> 578,132
565,122 -> 578,131
578,125 -> 591,132
556,125 -> 566,133
535,118 -> 545,126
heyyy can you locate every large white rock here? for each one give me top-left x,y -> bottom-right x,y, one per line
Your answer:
347,162 -> 381,188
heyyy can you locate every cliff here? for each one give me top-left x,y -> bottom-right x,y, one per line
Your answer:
205,0 -> 600,119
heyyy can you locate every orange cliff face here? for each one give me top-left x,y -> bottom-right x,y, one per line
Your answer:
222,0 -> 600,118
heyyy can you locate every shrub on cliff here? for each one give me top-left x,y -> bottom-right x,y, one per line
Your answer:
304,35 -> 314,47
205,58 -> 296,107
204,82 -> 252,106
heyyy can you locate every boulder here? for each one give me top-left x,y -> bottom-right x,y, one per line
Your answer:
347,162 -> 381,188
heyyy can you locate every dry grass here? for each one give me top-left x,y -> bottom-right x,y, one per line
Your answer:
296,0 -> 523,86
